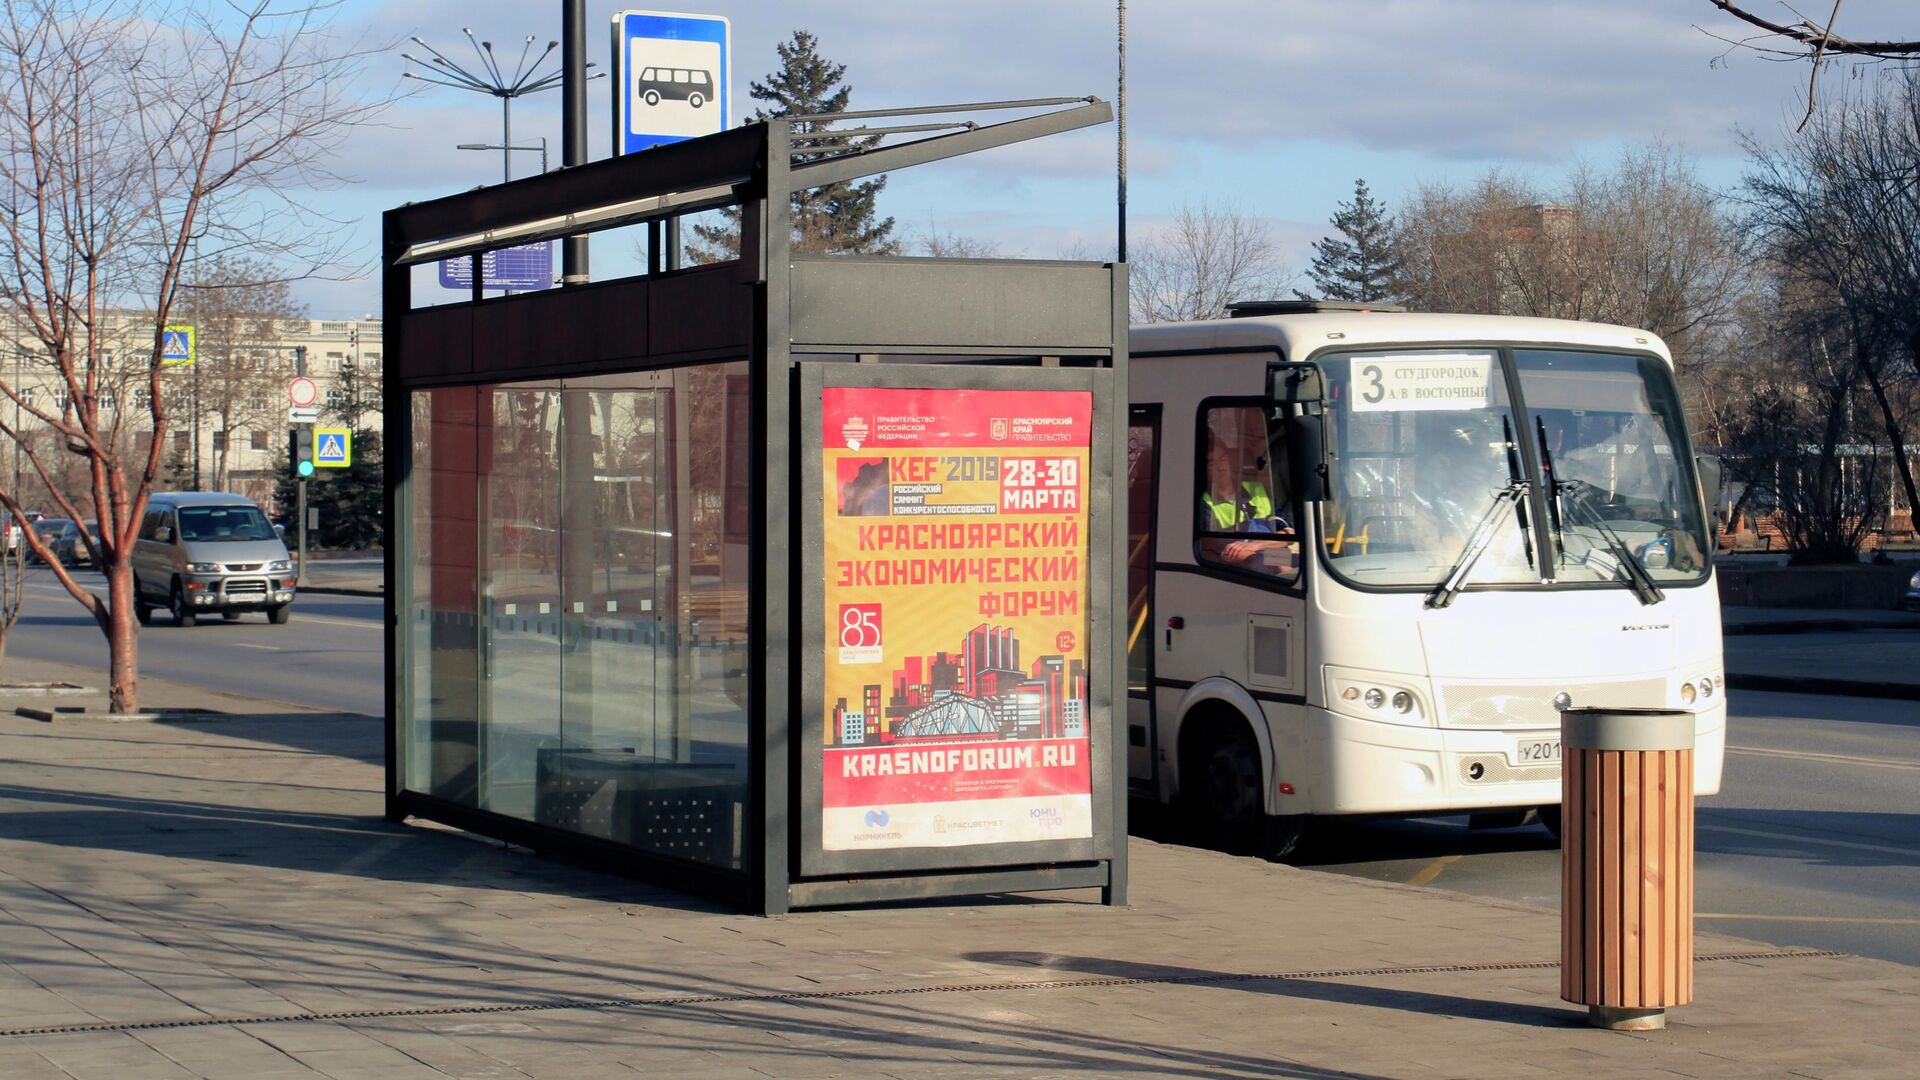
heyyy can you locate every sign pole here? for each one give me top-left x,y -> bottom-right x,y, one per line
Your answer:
297,473 -> 307,587
290,350 -> 311,586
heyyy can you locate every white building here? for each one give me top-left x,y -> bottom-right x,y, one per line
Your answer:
3,312 -> 382,514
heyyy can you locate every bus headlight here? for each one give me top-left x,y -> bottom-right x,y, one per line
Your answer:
1679,681 -> 1697,706
1326,667 -> 1429,725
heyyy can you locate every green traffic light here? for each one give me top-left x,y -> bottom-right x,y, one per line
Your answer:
298,461 -> 315,477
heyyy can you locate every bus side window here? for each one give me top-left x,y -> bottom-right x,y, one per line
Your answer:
1195,404 -> 1298,581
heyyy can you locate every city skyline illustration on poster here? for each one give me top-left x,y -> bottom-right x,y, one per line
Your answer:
820,386 -> 1093,852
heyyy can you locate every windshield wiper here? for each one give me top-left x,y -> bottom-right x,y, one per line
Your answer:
1428,418 -> 1538,609
1553,478 -> 1665,606
1534,417 -> 1566,553
1426,478 -> 1530,609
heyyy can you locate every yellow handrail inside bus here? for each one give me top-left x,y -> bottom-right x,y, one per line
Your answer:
1127,588 -> 1149,654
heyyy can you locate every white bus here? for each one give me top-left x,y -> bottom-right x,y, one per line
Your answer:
1126,303 -> 1725,856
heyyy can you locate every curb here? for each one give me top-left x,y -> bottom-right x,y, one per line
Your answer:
1726,673 -> 1920,701
297,586 -> 384,598
1724,618 -> 1920,636
15,706 -> 376,722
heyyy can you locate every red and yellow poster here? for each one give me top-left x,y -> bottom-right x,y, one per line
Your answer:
820,386 -> 1093,852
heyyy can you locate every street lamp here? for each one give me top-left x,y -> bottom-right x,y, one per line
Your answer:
458,138 -> 549,176
401,29 -> 600,184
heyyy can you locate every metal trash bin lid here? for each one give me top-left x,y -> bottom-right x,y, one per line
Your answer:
1560,707 -> 1694,752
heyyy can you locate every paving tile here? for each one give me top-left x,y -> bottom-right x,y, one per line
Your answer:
2,692 -> 1919,1080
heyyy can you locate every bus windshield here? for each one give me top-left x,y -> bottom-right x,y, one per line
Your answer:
1316,347 -> 1709,592
1517,348 -> 1710,585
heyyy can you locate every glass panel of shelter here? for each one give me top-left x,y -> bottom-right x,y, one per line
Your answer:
404,364 -> 751,871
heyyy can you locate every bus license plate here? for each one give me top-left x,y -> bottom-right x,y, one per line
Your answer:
1515,739 -> 1561,764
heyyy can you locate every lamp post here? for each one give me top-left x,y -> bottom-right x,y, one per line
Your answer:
401,30 -> 595,185
457,137 -> 549,177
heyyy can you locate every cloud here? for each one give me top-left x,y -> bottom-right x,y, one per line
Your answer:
292,0 -> 1910,317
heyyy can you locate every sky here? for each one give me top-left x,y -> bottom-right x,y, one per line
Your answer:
293,0 -> 1914,318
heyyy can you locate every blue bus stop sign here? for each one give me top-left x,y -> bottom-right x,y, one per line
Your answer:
613,10 -> 731,155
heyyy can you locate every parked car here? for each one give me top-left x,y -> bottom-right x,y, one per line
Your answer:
76,521 -> 103,570
29,518 -> 80,566
132,492 -> 297,626
1905,569 -> 1920,613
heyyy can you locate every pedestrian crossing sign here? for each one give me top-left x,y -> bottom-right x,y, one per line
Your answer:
161,324 -> 194,366
314,427 -> 351,468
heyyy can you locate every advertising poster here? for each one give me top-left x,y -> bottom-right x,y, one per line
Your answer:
820,386 -> 1093,852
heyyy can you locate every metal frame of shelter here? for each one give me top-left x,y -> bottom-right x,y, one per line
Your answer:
382,97 -> 1129,913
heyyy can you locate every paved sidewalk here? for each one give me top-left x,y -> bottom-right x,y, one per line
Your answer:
297,553 -> 383,597
0,669 -> 1916,1077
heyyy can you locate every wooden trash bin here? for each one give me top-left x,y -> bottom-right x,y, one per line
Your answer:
1560,707 -> 1694,1031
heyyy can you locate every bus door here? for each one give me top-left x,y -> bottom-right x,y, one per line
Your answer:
1156,400 -> 1306,722
1126,406 -> 1161,790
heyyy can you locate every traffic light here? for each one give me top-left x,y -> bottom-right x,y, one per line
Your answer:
289,428 -> 315,478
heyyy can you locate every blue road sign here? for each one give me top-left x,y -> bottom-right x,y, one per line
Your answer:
437,241 -> 553,292
161,325 -> 194,366
613,10 -> 730,155
314,428 -> 351,468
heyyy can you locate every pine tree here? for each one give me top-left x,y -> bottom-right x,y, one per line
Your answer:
688,30 -> 898,262
1298,178 -> 1402,304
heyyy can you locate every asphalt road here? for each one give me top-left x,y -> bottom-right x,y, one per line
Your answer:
8,565 -> 385,716
1296,688 -> 1920,968
14,569 -> 1915,967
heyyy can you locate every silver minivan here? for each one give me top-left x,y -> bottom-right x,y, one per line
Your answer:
133,492 -> 296,626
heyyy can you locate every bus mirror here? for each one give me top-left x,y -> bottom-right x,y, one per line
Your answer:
1695,453 -> 1724,527
1269,362 -> 1325,407
1289,413 -> 1330,503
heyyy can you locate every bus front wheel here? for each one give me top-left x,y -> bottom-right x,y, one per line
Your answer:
1183,717 -> 1306,860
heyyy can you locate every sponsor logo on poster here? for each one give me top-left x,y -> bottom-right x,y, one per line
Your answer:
838,603 -> 883,665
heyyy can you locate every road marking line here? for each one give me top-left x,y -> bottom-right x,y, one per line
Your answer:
1727,744 -> 1920,772
22,583 -> 379,630
1698,914 -> 1920,926
1698,821 -> 1920,859
1405,855 -> 1459,887
235,643 -> 280,651
283,613 -> 382,630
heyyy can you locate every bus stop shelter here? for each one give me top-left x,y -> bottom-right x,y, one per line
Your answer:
381,98 -> 1130,913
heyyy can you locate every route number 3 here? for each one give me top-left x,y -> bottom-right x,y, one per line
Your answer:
1359,363 -> 1386,405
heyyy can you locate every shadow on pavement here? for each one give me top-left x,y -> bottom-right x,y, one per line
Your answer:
0,777 -> 726,913
1128,797 -> 1560,869
962,951 -> 1582,1032
1697,806 -> 1920,868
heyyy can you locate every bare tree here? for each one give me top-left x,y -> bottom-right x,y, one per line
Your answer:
1740,70 -> 1920,529
1700,2 -> 1920,126
915,228 -> 1001,259
1128,202 -> 1289,323
1396,147 -> 1747,378
0,540 -> 22,681
181,258 -> 307,491
0,1 -> 382,712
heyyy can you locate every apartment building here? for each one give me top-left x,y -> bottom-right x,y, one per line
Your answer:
3,312 -> 382,512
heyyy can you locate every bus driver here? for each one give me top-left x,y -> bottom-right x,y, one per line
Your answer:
1199,406 -> 1297,576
